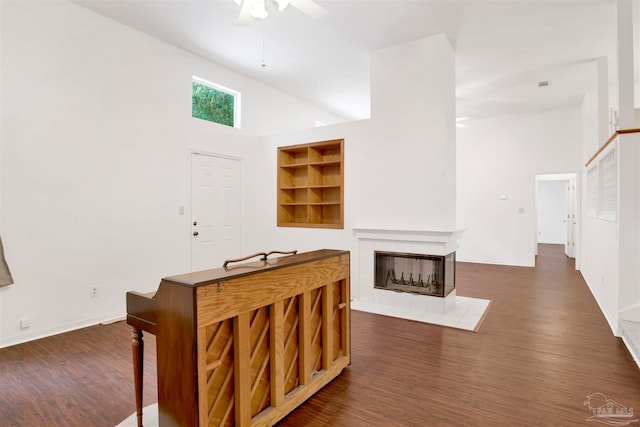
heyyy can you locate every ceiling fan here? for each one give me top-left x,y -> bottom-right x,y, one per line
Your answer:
233,0 -> 327,25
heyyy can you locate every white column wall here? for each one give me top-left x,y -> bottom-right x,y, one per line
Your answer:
580,96 -> 619,332
597,58 -> 610,145
616,0 -> 636,129
369,35 -> 457,229
582,91 -> 600,164
618,133 -> 640,317
635,0 -> 640,109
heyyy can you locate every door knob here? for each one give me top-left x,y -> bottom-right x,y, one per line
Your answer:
193,231 -> 199,236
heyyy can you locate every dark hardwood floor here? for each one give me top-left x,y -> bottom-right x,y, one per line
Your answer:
1,244 -> 638,426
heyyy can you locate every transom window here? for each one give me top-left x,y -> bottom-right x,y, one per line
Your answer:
192,76 -> 241,128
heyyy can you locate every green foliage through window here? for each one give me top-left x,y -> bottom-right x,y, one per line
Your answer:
192,80 -> 236,127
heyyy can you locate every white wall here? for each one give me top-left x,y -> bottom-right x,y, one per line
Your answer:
582,91 -> 600,164
617,133 -> 640,318
456,107 -> 582,266
536,180 -> 567,244
579,118 -> 640,337
580,213 -> 619,331
0,0 -> 343,347
579,4 -> 640,337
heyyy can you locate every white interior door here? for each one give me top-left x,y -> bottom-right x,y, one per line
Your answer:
535,173 -> 578,263
565,177 -> 576,258
190,153 -> 241,272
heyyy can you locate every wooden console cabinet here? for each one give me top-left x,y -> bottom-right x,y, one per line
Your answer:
277,139 -> 344,229
126,249 -> 351,427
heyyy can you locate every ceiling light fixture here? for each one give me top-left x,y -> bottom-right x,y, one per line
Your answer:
234,0 -> 327,26
274,0 -> 289,11
251,0 -> 269,19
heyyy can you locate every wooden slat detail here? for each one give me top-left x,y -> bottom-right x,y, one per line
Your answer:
332,281 -> 343,360
282,296 -> 300,395
206,359 -> 222,372
195,251 -> 349,427
201,319 -> 235,427
309,288 -> 323,373
249,307 -> 270,417
322,283 -> 333,370
197,328 -> 208,427
250,357 -> 351,427
269,300 -> 284,408
234,313 -> 252,426
210,363 -> 234,426
197,256 -> 349,326
299,291 -> 312,386
342,277 -> 351,361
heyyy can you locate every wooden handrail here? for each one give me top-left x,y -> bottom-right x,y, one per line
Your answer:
585,128 -> 640,167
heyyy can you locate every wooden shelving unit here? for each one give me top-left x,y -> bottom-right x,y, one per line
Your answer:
278,139 -> 344,228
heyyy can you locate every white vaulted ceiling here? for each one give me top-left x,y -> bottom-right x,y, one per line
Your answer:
72,0 -> 617,122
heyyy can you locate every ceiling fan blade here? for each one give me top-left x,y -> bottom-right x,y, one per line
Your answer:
237,0 -> 257,26
289,0 -> 327,19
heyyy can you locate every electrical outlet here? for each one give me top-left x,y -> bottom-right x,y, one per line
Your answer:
90,286 -> 99,298
20,318 -> 31,329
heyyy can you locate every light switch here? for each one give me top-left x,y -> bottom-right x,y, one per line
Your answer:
499,195 -> 508,200
518,208 -> 525,214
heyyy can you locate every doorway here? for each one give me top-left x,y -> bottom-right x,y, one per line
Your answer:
535,173 -> 578,263
190,152 -> 242,272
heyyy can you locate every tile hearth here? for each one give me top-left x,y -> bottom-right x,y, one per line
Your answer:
351,295 -> 491,332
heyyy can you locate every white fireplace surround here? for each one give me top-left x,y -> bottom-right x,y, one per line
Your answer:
353,227 -> 464,255
351,227 -> 488,330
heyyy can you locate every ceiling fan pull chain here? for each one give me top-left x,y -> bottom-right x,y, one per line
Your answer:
261,23 -> 267,68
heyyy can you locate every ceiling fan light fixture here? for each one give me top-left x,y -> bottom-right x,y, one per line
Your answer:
251,0 -> 269,19
235,0 -> 326,25
274,0 -> 289,11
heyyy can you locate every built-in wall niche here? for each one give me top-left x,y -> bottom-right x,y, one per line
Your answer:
277,139 -> 344,228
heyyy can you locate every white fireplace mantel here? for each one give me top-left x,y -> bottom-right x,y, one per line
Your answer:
352,226 -> 465,316
351,226 -> 490,330
353,227 -> 465,255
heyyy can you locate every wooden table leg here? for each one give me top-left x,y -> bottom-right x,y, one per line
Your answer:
131,327 -> 144,427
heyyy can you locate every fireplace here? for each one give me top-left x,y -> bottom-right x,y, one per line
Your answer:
375,251 -> 455,297
352,227 -> 463,315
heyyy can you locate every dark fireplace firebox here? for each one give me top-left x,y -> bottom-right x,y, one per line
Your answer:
374,251 -> 455,297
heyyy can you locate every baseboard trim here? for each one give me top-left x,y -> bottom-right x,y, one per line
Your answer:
621,334 -> 640,370
582,272 -> 619,336
101,315 -> 126,325
0,312 -> 126,349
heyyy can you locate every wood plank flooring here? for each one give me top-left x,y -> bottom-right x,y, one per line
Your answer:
1,244 -> 639,426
